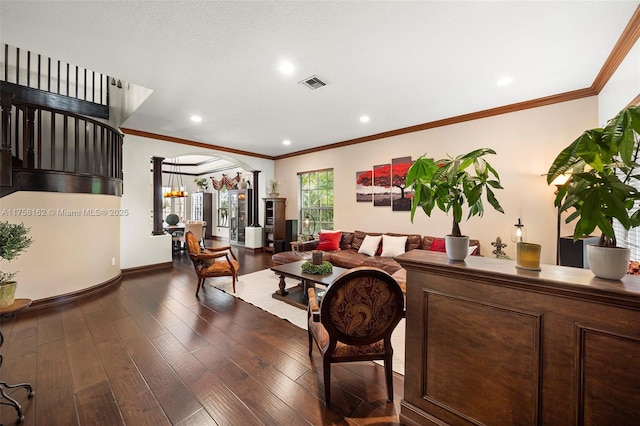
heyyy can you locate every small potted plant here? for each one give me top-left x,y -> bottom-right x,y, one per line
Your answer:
406,148 -> 504,260
193,177 -> 209,192
0,221 -> 32,307
268,179 -> 280,197
547,105 -> 640,280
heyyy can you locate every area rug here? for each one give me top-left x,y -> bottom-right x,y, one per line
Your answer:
209,268 -> 406,375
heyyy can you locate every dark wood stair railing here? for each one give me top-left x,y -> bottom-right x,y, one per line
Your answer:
0,92 -> 13,187
0,92 -> 123,197
3,43 -> 109,117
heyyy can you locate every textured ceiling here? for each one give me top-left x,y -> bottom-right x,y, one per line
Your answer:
1,1 -> 638,158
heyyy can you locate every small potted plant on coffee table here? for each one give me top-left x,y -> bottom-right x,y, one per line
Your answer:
406,148 -> 504,260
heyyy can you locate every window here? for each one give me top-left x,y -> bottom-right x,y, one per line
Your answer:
161,186 -> 187,222
613,169 -> 640,261
613,208 -> 640,262
615,227 -> 640,261
299,169 -> 334,237
218,186 -> 229,227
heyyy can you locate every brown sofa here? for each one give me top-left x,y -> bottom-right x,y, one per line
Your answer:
271,230 -> 480,292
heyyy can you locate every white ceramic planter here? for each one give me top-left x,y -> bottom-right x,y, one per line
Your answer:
586,245 -> 630,280
445,235 -> 470,261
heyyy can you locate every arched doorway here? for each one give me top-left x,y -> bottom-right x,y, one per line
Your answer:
159,154 -> 253,242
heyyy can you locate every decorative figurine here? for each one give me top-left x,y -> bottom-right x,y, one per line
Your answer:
491,236 -> 507,257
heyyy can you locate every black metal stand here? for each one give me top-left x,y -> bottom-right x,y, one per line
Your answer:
556,206 -> 561,265
0,299 -> 34,425
0,378 -> 34,424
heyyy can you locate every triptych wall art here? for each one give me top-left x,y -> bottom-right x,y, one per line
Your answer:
356,156 -> 414,211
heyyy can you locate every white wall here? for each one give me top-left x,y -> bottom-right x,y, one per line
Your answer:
275,97 -> 598,264
598,37 -> 640,123
0,192 -> 121,300
120,134 -> 274,269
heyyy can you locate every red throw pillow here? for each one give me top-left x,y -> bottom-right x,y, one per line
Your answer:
429,238 -> 446,252
316,231 -> 342,251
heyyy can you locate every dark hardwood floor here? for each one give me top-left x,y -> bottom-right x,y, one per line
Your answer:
0,240 -> 404,425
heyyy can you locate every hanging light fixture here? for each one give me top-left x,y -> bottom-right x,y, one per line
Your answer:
163,158 -> 189,198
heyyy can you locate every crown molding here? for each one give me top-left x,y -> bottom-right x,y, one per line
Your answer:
120,128 -> 275,161
275,88 -> 596,160
592,6 -> 640,93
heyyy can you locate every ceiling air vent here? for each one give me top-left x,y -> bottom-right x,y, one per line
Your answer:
299,75 -> 327,90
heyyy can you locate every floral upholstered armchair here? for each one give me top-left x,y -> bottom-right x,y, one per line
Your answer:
307,266 -> 405,406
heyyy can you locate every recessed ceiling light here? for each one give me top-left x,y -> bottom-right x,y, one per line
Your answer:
360,115 -> 370,123
282,139 -> 291,145
279,61 -> 295,75
496,76 -> 513,87
190,115 -> 202,123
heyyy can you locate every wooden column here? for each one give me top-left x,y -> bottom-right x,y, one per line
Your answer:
151,156 -> 165,235
251,170 -> 261,227
0,92 -> 14,186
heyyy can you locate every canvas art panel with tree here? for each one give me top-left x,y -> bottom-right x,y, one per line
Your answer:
356,170 -> 373,202
373,163 -> 391,206
391,156 -> 413,211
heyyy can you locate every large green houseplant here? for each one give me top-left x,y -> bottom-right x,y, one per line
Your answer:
406,148 -> 504,260
0,221 -> 32,307
547,105 -> 640,279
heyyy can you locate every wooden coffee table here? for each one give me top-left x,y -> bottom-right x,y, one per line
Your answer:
271,261 -> 348,309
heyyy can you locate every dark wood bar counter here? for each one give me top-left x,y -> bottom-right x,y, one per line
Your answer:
395,250 -> 640,426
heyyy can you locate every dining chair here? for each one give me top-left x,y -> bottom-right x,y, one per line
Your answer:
174,222 -> 204,253
186,221 -> 206,246
185,231 -> 240,296
171,225 -> 185,253
307,266 -> 404,406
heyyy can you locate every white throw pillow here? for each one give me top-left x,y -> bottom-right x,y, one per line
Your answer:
381,234 -> 408,257
358,234 -> 382,257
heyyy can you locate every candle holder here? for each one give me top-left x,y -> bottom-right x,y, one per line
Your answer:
516,242 -> 542,271
511,218 -> 526,242
312,250 -> 323,265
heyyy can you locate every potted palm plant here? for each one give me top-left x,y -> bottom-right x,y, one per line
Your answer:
406,148 -> 504,260
547,105 -> 640,280
0,221 -> 32,307
268,179 -> 280,197
193,177 -> 209,192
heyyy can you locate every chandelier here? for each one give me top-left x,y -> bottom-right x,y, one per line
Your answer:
163,158 -> 189,198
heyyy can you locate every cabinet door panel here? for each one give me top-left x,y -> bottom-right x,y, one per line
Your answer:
263,198 -> 286,252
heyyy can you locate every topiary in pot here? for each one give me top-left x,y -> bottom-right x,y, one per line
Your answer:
547,105 -> 640,279
406,148 -> 504,260
0,221 -> 32,307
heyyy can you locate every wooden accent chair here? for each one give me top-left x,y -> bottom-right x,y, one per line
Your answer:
307,266 -> 405,406
185,231 -> 239,297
